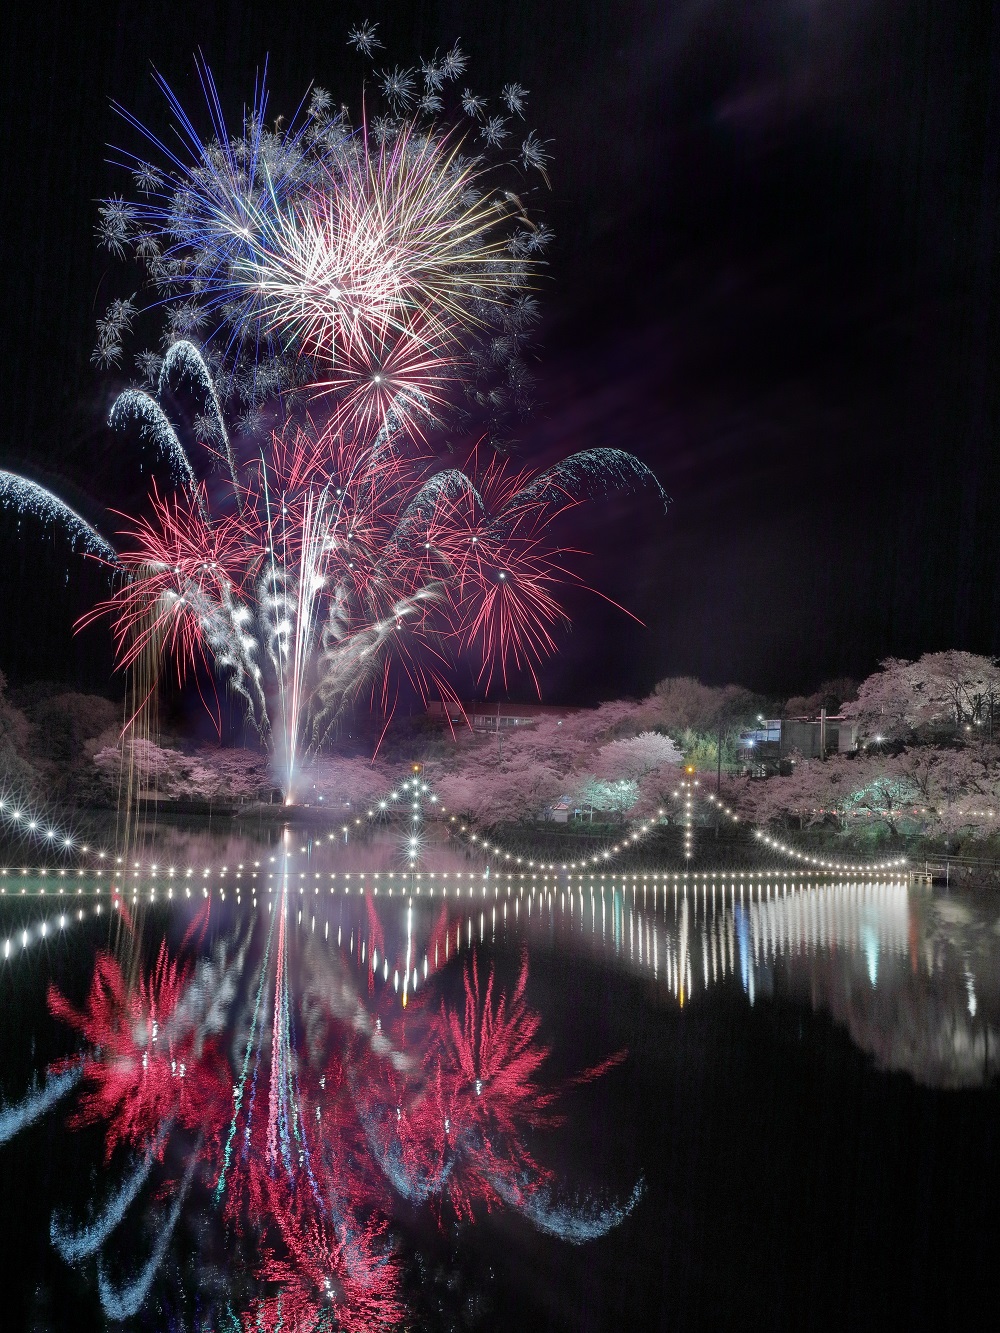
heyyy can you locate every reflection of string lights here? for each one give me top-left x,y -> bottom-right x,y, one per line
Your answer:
0,863 -> 909,905
300,872 -> 912,1010
5,873 -> 908,1011
2,900 -> 105,960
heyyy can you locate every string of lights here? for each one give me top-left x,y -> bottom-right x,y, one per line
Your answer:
0,770 -> 910,886
678,773 -> 697,859
0,791 -> 90,857
704,792 -> 907,873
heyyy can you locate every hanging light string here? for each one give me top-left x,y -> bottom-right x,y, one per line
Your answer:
704,792 -> 907,874
0,770 -> 907,883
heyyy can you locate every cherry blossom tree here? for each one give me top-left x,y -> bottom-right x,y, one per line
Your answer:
573,776 -> 640,819
196,746 -> 271,800
897,744 -> 1000,840
844,652 -> 1000,741
646,677 -> 758,734
297,755 -> 396,810
92,738 -> 193,800
916,651 -> 1000,731
422,703 -> 662,824
727,743 -> 1000,843
91,739 -> 270,803
728,754 -> 922,836
595,731 -> 683,779
573,730 -> 684,817
429,741 -> 563,823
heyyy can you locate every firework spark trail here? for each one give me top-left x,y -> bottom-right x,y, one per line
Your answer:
267,876 -> 293,1169
158,340 -> 239,497
0,1064 -> 83,1145
215,894 -> 277,1200
284,484 -> 331,798
50,1123 -> 172,1264
96,1138 -> 202,1322
240,122 -> 523,369
99,57 -> 545,432
490,1174 -> 646,1243
500,448 -> 669,518
86,485 -> 260,700
108,391 -> 204,511
0,45 -> 666,800
0,475 -> 116,561
93,417 -> 667,786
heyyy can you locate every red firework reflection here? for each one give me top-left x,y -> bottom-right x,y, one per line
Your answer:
11,896 -> 639,1327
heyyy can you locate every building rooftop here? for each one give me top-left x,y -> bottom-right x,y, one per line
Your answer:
426,700 -> 578,730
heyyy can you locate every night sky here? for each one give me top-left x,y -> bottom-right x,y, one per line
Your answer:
1,0 -> 999,707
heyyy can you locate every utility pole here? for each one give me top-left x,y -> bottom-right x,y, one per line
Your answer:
715,725 -> 723,838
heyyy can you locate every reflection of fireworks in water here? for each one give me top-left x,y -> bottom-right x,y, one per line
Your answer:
0,889 -> 640,1326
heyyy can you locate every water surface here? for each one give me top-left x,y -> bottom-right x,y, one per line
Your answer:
1,838 -> 997,1330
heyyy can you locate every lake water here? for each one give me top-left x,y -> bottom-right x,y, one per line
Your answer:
0,825 -> 998,1330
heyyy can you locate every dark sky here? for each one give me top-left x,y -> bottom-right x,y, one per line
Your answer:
1,0 -> 999,707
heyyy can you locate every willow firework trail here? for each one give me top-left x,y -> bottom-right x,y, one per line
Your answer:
85,365 -> 667,793
0,1064 -> 84,1145
95,1141 -> 202,1322
0,36 -> 667,796
158,340 -> 239,497
50,1126 -> 170,1264
0,476 -> 116,562
108,391 -> 204,510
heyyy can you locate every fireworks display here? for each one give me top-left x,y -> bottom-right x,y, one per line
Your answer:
85,354 -> 662,794
96,40 -> 551,447
0,472 -> 117,561
0,24 -> 666,796
0,884 -> 639,1328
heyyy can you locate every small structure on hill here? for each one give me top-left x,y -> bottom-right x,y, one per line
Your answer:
738,711 -> 859,776
426,700 -> 577,733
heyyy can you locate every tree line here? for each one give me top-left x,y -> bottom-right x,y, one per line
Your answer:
3,652 -> 1000,848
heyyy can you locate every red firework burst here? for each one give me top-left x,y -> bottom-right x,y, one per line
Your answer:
80,482 -> 250,682
47,930 -> 231,1161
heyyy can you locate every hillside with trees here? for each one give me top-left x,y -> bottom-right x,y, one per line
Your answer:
1,654 -> 999,854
